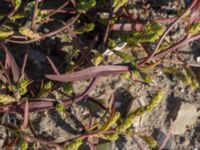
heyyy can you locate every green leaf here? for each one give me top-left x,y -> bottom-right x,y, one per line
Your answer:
108,39 -> 117,49
184,67 -> 199,88
121,72 -> 131,79
139,71 -> 153,83
140,135 -> 157,148
10,12 -> 27,21
19,27 -> 40,39
38,81 -> 53,97
35,10 -> 48,23
131,64 -> 153,83
113,0 -> 128,12
101,133 -> 119,141
92,51 -> 104,66
0,26 -> 14,40
126,22 -> 164,44
76,0 -> 96,12
55,102 -> 66,113
24,1 -> 35,16
63,47 -> 80,66
17,1 -> 48,23
64,138 -> 83,150
75,23 -> 95,34
18,79 -> 29,96
12,0 -> 21,9
0,94 -> 15,105
18,138 -> 28,150
61,83 -> 73,96
100,112 -> 121,132
112,50 -> 135,62
163,66 -> 199,88
189,22 -> 200,35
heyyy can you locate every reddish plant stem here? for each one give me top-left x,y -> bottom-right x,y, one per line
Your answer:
1,30 -> 200,114
111,23 -> 143,32
0,78 -> 99,115
31,0 -> 40,29
0,62 -> 12,85
59,129 -> 115,145
21,47 -> 29,78
1,43 -> 19,83
6,15 -> 80,44
23,133 -> 62,149
158,120 -> 174,150
45,56 -> 60,75
138,0 -> 199,66
65,25 -> 92,65
102,0 -> 113,45
41,1 -> 70,23
138,33 -> 200,64
111,18 -> 200,32
20,100 -> 29,129
42,8 -> 76,14
1,31 -> 200,115
0,6 -> 19,26
45,65 -> 130,82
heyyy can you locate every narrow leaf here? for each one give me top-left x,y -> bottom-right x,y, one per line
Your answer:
12,0 -> 21,9
45,65 -> 129,82
100,111 -> 120,131
75,23 -> 95,34
2,44 -> 19,83
113,0 -> 128,12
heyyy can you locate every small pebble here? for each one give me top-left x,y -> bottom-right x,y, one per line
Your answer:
196,56 -> 200,64
172,103 -> 199,135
